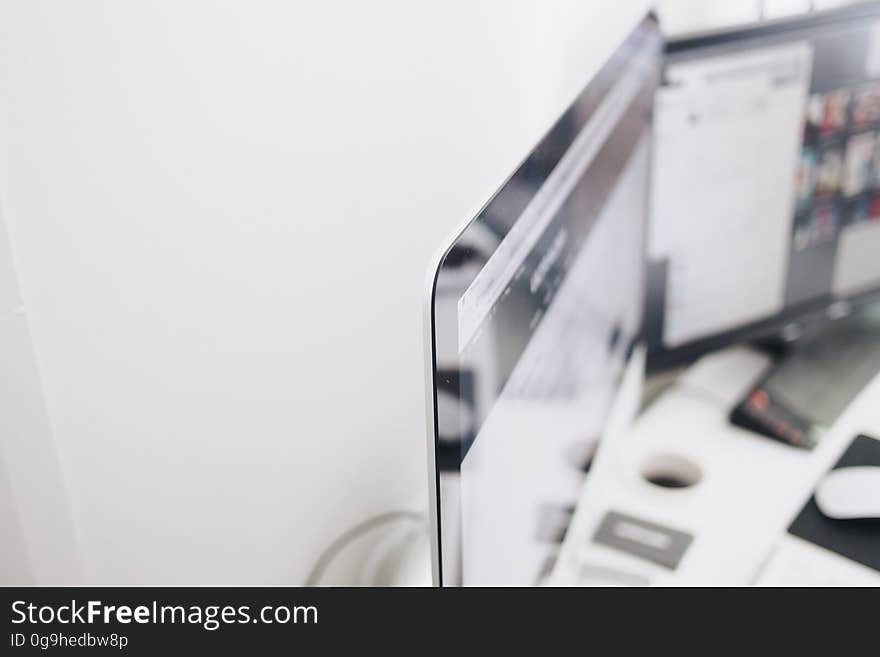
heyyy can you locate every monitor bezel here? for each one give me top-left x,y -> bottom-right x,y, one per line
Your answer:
423,12 -> 662,586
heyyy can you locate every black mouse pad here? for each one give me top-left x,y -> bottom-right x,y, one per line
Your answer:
788,434 -> 880,572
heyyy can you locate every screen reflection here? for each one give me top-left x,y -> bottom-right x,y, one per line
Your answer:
429,17 -> 662,586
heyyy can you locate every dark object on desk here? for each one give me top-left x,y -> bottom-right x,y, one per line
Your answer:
592,511 -> 693,570
730,308 -> 880,449
730,387 -> 817,449
788,435 -> 880,573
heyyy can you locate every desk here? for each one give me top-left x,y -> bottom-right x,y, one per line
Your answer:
550,346 -> 880,585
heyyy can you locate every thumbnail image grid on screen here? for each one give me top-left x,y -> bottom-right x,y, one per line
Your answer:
789,21 -> 880,305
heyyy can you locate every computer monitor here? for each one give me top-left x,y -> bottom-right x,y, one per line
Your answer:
647,2 -> 880,371
424,15 -> 661,586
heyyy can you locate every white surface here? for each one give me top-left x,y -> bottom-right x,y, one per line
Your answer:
0,210 -> 81,585
656,0 -> 762,36
763,0 -> 814,19
815,466 -> 880,519
833,220 -> 880,297
552,345 -> 880,586
676,346 -> 772,405
656,0 -> 859,37
651,43 -> 812,347
0,1 -> 652,584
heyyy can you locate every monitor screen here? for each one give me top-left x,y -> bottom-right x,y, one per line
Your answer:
426,16 -> 661,586
647,3 -> 880,370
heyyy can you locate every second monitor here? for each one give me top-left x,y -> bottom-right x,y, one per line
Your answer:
647,2 -> 880,371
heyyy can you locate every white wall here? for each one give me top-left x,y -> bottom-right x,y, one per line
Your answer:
656,0 -> 860,35
0,207 -> 81,585
0,0 -> 651,584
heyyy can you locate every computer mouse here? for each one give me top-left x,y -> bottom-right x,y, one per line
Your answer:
815,467 -> 880,520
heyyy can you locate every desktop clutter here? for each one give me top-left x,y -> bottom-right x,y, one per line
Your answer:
423,5 -> 880,586
550,331 -> 880,587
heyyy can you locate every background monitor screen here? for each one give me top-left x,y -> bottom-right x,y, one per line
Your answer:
427,17 -> 661,586
647,2 -> 880,370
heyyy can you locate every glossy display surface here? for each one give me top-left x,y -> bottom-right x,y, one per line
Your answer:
428,18 -> 661,586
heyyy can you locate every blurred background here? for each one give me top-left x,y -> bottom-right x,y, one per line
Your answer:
660,0 -> 855,34
0,1 -> 876,586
